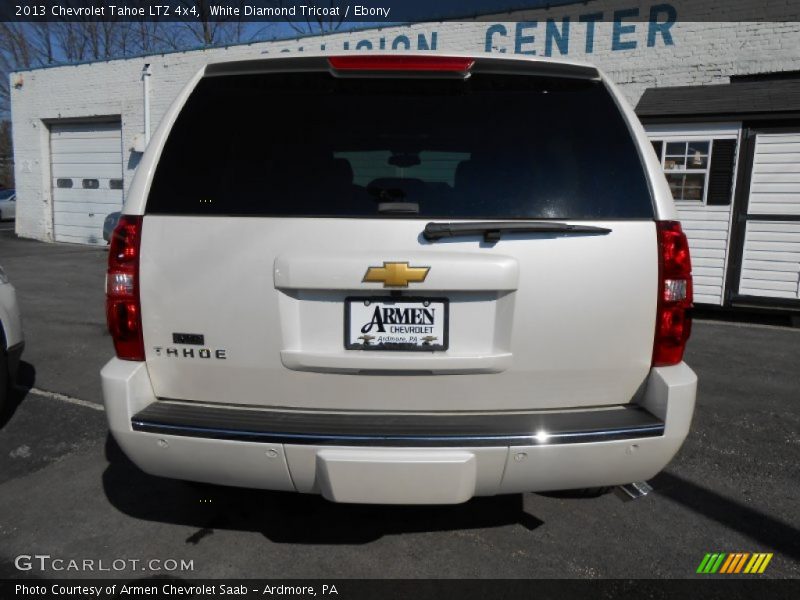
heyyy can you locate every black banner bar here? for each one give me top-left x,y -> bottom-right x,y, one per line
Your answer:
1,1 -> 800,23
3,579 -> 800,600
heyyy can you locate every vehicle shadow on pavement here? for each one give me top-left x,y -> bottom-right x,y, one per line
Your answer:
102,434 -> 545,544
0,360 -> 35,429
652,471 -> 800,560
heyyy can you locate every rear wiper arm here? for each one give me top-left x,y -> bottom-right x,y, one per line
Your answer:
423,221 -> 612,243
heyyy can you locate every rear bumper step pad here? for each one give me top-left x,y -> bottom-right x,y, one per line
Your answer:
131,401 -> 664,447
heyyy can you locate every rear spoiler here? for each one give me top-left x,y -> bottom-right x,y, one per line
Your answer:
204,55 -> 601,81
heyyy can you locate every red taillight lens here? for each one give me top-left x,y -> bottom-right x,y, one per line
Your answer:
106,215 -> 144,361
328,56 -> 475,73
653,221 -> 693,367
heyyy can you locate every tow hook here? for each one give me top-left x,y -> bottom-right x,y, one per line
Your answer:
615,481 -> 653,502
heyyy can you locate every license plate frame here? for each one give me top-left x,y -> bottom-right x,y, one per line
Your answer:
344,296 -> 449,351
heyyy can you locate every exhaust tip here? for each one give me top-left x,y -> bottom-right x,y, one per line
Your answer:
615,481 -> 653,502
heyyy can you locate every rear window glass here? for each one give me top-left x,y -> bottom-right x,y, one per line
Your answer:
146,71 -> 653,219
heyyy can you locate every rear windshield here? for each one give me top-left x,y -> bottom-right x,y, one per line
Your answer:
146,71 -> 653,219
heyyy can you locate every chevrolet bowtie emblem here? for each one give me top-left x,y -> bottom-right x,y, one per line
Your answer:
363,262 -> 430,287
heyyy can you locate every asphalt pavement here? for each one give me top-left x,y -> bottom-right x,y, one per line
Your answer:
0,228 -> 798,580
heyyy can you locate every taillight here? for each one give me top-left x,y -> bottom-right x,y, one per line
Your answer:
328,56 -> 475,73
106,215 -> 144,361
653,221 -> 693,367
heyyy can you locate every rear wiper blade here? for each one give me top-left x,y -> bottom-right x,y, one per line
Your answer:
423,221 -> 612,243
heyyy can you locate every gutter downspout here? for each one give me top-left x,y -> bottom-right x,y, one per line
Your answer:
142,63 -> 152,145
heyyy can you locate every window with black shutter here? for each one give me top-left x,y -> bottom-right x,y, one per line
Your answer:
649,137 -> 737,205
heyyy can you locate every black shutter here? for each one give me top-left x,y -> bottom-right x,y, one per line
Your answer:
707,139 -> 737,206
651,140 -> 663,159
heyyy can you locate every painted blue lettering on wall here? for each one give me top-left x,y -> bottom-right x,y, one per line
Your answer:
392,35 -> 411,50
579,12 -> 603,54
343,33 -> 436,52
484,24 -> 507,53
417,32 -> 438,50
648,4 -> 676,47
279,4 -> 680,57
612,8 -> 639,51
545,18 -> 569,57
515,22 -> 538,55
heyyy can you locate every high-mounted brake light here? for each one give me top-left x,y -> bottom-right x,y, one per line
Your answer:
653,221 -> 693,367
328,56 -> 475,73
106,215 -> 144,361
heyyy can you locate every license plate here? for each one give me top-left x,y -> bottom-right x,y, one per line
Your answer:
345,297 -> 449,351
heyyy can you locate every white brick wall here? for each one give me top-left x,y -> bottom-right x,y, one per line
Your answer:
9,3 -> 800,242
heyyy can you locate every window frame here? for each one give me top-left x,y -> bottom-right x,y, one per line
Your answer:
654,138 -> 714,204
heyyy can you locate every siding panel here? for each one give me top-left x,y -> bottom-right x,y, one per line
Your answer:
738,220 -> 800,299
676,203 -> 733,305
748,132 -> 800,216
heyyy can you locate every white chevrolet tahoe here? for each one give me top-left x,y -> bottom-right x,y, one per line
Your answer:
102,54 -> 697,504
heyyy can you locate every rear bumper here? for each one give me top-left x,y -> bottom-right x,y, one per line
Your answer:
102,359 -> 696,504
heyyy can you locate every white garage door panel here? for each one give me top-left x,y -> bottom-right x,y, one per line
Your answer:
50,189 -> 122,205
52,223 -> 104,236
52,228 -> 106,245
51,138 -> 123,154
50,129 -> 120,138
51,152 -> 124,165
53,202 -> 122,216
51,121 -> 123,245
53,212 -> 108,228
52,163 -> 123,179
53,204 -> 119,220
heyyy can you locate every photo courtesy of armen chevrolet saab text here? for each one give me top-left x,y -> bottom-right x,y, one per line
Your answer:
101,53 -> 697,505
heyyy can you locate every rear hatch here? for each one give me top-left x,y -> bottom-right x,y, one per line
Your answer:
138,57 -> 658,412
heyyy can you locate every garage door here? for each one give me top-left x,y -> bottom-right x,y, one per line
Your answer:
736,130 -> 800,300
50,121 -> 123,245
